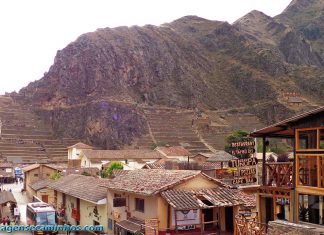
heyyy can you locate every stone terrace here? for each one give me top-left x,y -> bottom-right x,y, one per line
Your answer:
142,107 -> 211,154
0,96 -> 78,164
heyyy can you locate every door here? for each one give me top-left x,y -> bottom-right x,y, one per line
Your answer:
203,208 -> 214,230
265,197 -> 274,223
225,207 -> 234,232
41,195 -> 48,203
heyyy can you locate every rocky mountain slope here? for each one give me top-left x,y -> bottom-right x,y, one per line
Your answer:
14,0 -> 324,150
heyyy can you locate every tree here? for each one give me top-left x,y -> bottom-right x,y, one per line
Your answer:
48,171 -> 61,180
101,161 -> 123,178
225,130 -> 253,159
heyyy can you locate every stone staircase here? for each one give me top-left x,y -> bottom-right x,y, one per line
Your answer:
0,96 -> 78,164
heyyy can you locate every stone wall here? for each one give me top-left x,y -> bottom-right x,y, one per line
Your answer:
267,220 -> 324,235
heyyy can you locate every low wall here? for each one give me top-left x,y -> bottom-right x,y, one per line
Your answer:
267,220 -> 324,235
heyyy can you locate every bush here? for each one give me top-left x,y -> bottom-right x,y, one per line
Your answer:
101,162 -> 123,178
48,171 -> 61,180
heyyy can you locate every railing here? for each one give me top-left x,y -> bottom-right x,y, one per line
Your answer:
265,162 -> 293,187
235,215 -> 267,235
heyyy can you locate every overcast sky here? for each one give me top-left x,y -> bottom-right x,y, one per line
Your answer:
0,0 -> 292,95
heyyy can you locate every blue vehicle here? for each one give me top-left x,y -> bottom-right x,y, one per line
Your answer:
14,167 -> 23,178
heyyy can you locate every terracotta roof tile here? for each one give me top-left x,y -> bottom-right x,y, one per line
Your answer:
161,188 -> 244,210
81,149 -> 165,160
101,169 -> 201,195
49,174 -> 108,204
68,142 -> 93,149
29,179 -> 54,191
156,146 -> 192,157
0,191 -> 16,204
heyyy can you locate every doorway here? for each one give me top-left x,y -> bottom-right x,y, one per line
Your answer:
265,197 -> 274,223
225,207 -> 234,232
203,208 -> 214,230
41,195 -> 48,203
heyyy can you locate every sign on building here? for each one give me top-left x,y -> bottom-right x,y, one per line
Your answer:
145,218 -> 159,235
171,209 -> 200,226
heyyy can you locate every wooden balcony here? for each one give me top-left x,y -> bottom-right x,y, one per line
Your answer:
265,162 -> 293,188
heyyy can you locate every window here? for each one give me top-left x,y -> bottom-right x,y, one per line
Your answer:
34,174 -> 39,177
135,198 -> 144,213
299,194 -> 324,225
320,129 -> 324,149
298,155 -> 318,187
113,198 -> 126,207
298,129 -> 317,150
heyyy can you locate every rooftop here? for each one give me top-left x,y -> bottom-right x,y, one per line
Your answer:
161,188 -> 243,210
49,174 -> 108,204
29,179 -> 54,191
67,142 -> 93,149
250,106 -> 324,138
81,149 -> 165,160
200,151 -> 237,162
0,191 -> 16,204
101,169 -> 214,195
155,146 -> 192,157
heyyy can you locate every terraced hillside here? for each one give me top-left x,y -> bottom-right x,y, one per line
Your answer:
0,96 -> 77,164
199,111 -> 264,150
130,107 -> 265,154
142,108 -> 211,154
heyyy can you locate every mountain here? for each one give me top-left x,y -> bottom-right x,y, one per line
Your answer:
13,1 -> 324,150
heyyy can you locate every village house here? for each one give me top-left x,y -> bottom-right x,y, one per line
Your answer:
28,178 -> 54,204
101,169 -> 249,235
49,174 -> 108,234
22,164 -> 63,199
0,162 -> 15,183
250,106 -> 324,233
67,142 -> 94,167
79,149 -> 165,170
155,146 -> 192,161
23,163 -> 99,200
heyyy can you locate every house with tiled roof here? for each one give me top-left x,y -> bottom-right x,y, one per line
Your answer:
49,174 -> 109,233
79,149 -> 165,170
29,178 -> 54,204
23,163 -> 99,200
22,163 -> 64,199
67,142 -> 94,167
155,146 -> 192,160
101,169 -> 249,235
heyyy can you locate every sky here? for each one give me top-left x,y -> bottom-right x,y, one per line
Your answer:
0,0 -> 292,95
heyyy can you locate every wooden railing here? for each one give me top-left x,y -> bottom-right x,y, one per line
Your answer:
235,215 -> 267,235
265,162 -> 293,187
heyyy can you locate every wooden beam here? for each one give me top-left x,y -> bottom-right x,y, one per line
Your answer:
262,136 -> 266,186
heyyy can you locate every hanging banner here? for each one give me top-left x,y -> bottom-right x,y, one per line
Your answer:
171,209 -> 200,226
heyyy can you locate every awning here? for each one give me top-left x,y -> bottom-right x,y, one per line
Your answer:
161,188 -> 243,210
0,191 -> 16,205
116,217 -> 144,234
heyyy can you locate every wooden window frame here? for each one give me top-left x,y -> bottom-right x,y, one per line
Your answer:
296,127 -> 324,152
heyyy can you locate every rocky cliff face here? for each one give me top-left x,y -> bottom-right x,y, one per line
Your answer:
16,0 -> 324,149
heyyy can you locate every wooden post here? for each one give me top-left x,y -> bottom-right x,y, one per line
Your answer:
174,209 -> 178,235
200,209 -> 204,235
262,136 -> 267,186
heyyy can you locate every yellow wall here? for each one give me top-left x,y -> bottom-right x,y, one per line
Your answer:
80,200 -> 107,233
107,190 -> 159,235
174,174 -> 219,190
36,188 -> 55,205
